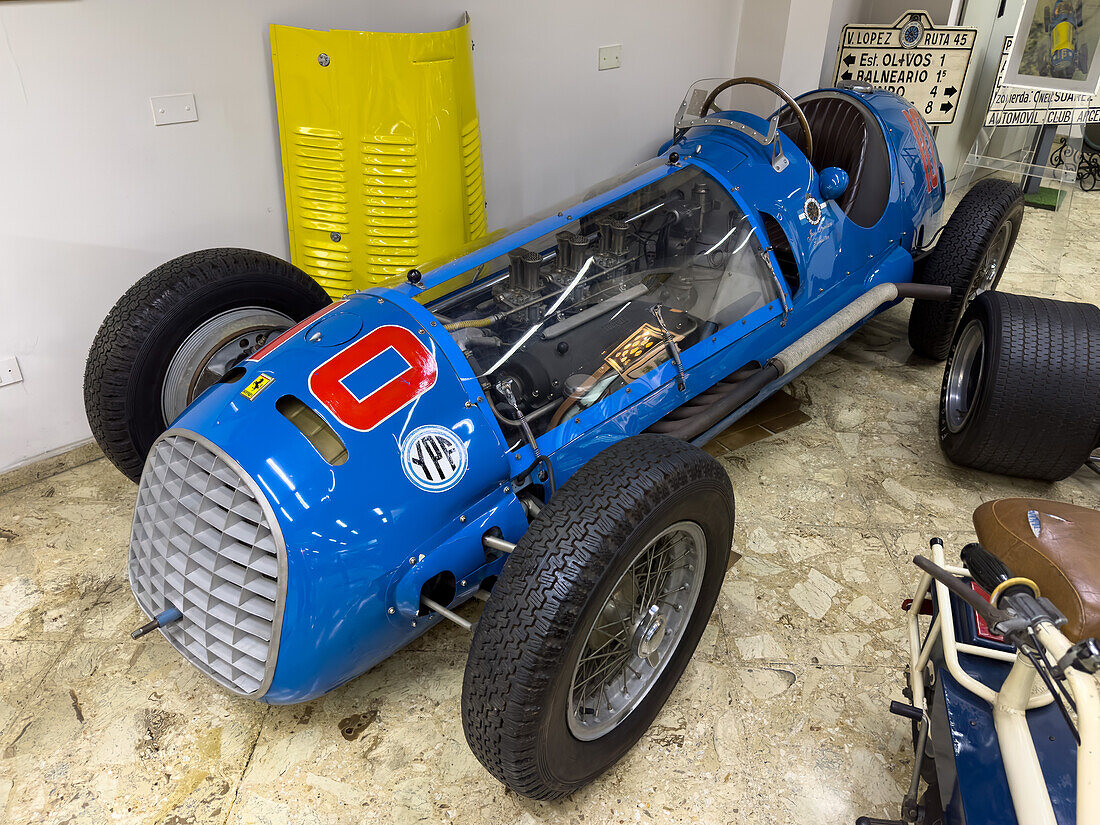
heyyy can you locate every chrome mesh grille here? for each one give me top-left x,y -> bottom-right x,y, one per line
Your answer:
128,432 -> 285,696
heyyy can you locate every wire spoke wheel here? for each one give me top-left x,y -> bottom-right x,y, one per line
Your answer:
83,248 -> 331,481
965,221 -> 1010,305
907,178 -> 1023,361
461,434 -> 734,800
567,521 -> 705,740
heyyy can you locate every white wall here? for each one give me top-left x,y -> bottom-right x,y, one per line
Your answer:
778,0 -> 836,96
733,0 -> 862,106
0,0 -> 744,473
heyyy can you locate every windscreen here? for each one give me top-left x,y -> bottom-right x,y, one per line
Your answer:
675,78 -> 785,131
428,165 -> 779,440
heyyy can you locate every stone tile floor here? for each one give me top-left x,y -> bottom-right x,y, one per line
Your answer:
0,184 -> 1097,824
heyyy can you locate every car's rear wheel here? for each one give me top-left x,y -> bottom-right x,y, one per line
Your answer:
84,248 -> 330,481
908,178 -> 1024,360
461,434 -> 734,800
939,291 -> 1100,481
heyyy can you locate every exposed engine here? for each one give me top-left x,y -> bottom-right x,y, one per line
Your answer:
430,165 -> 773,440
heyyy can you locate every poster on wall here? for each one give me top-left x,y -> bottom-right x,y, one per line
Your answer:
986,35 -> 1100,125
1002,0 -> 1100,95
832,10 -> 977,124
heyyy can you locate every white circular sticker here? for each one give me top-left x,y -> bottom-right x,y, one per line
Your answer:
400,425 -> 468,492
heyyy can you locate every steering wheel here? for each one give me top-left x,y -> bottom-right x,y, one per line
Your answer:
699,76 -> 813,164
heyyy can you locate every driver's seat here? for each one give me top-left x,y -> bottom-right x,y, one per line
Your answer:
777,92 -> 890,229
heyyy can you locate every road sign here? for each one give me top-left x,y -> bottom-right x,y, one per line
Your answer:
985,36 -> 1100,126
833,10 -> 977,125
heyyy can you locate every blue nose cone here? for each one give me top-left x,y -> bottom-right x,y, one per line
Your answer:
819,166 -> 849,201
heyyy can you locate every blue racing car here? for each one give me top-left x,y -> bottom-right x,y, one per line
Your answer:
85,77 -> 1032,799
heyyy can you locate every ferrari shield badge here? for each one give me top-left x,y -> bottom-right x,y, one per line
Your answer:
240,373 -> 274,400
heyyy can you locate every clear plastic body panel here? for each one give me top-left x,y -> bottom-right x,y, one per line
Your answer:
430,165 -> 779,437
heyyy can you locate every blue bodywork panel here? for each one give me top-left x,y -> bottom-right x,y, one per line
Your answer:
149,86 -> 947,703
926,592 -> 1077,824
934,659 -> 1077,825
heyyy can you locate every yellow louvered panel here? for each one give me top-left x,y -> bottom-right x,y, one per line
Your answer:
362,136 -> 419,277
461,119 -> 488,241
271,19 -> 488,298
285,127 -> 351,290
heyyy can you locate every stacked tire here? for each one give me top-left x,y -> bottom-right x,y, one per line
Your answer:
938,291 -> 1100,481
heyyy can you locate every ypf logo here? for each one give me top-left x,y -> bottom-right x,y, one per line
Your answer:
400,426 -> 468,493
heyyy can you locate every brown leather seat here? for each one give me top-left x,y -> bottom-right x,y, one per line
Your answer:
973,498 -> 1100,642
777,92 -> 891,229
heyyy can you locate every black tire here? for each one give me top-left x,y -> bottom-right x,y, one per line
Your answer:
908,178 -> 1025,360
1079,42 -> 1089,75
939,291 -> 1100,481
84,248 -> 330,482
461,434 -> 734,800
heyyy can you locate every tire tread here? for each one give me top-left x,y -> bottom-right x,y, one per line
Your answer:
940,291 -> 1100,480
909,178 -> 1025,360
83,248 -> 329,481
461,434 -> 733,800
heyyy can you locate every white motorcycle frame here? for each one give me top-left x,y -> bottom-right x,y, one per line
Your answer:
908,541 -> 1100,825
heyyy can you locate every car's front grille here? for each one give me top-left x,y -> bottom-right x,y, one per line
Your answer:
128,431 -> 285,696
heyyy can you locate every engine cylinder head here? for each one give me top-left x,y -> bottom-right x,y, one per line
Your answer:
508,248 -> 543,293
598,218 -> 630,258
555,231 -> 591,273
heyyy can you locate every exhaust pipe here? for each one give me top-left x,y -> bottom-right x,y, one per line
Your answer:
649,282 -> 951,442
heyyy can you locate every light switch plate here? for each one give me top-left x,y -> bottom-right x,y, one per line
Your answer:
150,93 -> 198,126
598,44 -> 622,71
0,356 -> 23,387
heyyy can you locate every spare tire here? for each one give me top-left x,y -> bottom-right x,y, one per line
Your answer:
939,291 -> 1100,481
84,249 -> 330,482
909,178 -> 1024,360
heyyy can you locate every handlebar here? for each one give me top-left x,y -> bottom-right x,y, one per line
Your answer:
913,553 -> 1013,629
916,540 -> 1067,646
959,542 -> 1014,594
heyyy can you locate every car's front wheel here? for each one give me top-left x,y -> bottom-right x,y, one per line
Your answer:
84,248 -> 330,481
461,434 -> 735,800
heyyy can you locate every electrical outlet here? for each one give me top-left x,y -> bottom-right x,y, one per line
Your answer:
598,44 -> 622,71
0,356 -> 23,387
150,93 -> 198,126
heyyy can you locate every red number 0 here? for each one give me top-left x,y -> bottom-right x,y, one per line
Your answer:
309,326 -> 438,431
904,108 -> 940,194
